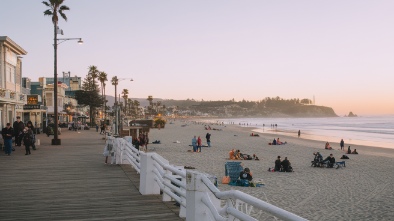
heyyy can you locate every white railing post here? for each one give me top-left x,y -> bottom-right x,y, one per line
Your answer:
123,136 -> 133,165
163,169 -> 172,202
139,152 -> 160,195
186,170 -> 220,221
115,138 -> 123,165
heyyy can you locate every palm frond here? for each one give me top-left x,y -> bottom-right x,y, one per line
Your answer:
59,11 -> 68,21
59,5 -> 70,11
43,9 -> 53,16
42,1 -> 50,7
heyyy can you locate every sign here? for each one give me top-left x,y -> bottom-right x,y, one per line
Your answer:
27,95 -> 38,105
23,105 -> 41,110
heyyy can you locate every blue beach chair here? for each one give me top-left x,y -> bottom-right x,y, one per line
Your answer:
225,162 -> 243,186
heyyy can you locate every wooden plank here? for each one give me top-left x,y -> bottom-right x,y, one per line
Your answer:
0,129 -> 184,221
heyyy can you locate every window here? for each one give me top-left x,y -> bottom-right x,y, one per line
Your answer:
6,64 -> 15,83
46,92 -> 53,106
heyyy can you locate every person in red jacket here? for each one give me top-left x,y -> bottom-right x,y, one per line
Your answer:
197,136 -> 202,152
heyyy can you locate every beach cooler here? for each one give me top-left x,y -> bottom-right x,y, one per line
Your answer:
225,162 -> 243,185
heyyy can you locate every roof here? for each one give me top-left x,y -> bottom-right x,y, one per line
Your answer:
0,36 -> 28,55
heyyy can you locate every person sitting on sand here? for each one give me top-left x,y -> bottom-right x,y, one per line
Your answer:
352,149 -> 358,154
281,157 -> 293,172
253,154 -> 259,161
322,154 -> 336,168
347,146 -> 352,154
229,149 -> 236,160
239,167 -> 253,181
272,138 -> 277,145
235,149 -> 243,160
274,156 -> 282,172
325,142 -> 332,150
277,138 -> 283,145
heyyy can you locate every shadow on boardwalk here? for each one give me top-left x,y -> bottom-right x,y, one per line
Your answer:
0,129 -> 183,221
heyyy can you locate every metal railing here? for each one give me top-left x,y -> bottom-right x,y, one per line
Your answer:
109,136 -> 307,221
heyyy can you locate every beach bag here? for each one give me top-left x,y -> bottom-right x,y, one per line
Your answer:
222,176 -> 230,184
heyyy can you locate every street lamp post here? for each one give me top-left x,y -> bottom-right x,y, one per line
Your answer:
52,37 -> 83,145
112,77 -> 133,137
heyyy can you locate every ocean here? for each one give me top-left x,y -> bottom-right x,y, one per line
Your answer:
210,116 -> 394,149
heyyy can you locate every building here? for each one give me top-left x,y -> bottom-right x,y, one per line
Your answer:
0,36 -> 28,127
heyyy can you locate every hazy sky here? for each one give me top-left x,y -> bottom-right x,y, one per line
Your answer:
2,0 -> 393,115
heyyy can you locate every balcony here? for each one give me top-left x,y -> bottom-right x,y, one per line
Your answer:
0,89 -> 27,104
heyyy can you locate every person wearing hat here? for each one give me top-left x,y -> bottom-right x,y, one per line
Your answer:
13,116 -> 25,147
2,123 -> 14,155
239,167 -> 253,181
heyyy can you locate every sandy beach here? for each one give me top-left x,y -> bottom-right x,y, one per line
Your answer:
147,120 -> 394,221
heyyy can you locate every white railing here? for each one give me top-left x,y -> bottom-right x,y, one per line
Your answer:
109,136 -> 307,221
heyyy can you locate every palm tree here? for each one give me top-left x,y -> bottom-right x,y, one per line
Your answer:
88,65 -> 99,90
111,76 -> 119,104
121,89 -> 129,113
98,71 -> 107,121
133,100 -> 140,118
43,0 -> 70,144
127,98 -> 133,116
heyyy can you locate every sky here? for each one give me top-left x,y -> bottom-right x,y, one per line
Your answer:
1,0 -> 393,116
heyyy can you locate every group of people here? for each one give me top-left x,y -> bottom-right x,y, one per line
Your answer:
133,132 -> 149,152
2,116 -> 36,156
325,139 -> 359,154
191,135 -> 202,152
229,149 -> 259,161
273,156 -> 293,172
271,138 -> 286,145
191,133 -> 212,152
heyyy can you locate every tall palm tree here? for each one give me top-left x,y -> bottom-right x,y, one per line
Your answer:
43,0 -> 70,144
127,98 -> 133,116
133,100 -> 140,118
98,71 -> 108,121
88,65 -> 99,91
121,89 -> 129,112
111,76 -> 119,104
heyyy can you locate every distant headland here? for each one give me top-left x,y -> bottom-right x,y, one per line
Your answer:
162,97 -> 338,118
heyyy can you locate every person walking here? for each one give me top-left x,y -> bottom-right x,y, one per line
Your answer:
100,124 -> 105,134
2,123 -> 14,156
13,116 -> 25,147
26,121 -> 37,150
340,139 -> 345,151
206,133 -> 211,147
298,130 -> 301,138
22,127 -> 34,155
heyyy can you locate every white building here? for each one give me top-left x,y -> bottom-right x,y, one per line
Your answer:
0,36 -> 28,127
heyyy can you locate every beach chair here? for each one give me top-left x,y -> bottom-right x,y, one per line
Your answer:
225,162 -> 243,185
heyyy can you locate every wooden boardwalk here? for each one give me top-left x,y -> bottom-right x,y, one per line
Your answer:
0,128 -> 183,221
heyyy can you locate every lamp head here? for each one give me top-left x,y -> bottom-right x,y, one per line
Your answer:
78,38 -> 83,44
